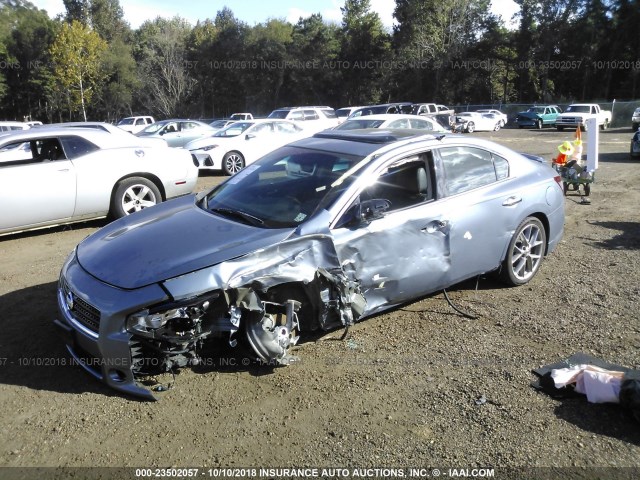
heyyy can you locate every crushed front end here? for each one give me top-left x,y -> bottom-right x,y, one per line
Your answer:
55,236 -> 366,399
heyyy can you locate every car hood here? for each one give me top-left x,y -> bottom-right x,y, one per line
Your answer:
518,112 -> 542,119
76,195 -> 294,289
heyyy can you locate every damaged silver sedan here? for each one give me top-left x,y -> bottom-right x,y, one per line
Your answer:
55,130 -> 564,399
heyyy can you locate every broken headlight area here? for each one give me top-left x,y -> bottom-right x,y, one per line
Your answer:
126,291 -> 228,375
125,290 -> 306,378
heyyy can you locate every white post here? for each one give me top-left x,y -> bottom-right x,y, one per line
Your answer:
586,117 -> 598,173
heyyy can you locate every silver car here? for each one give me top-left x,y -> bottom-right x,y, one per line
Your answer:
56,130 -> 565,399
0,127 -> 198,236
136,119 -> 215,147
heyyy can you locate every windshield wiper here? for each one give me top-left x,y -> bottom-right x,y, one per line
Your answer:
210,207 -> 264,226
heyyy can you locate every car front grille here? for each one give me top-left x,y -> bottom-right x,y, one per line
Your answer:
60,278 -> 101,333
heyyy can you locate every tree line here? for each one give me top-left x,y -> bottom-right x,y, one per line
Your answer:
0,0 -> 638,123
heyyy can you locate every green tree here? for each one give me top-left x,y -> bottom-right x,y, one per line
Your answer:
49,19 -> 108,121
244,18 -> 293,112
287,14 -> 341,107
393,0 -> 493,103
339,0 -> 390,105
133,16 -> 195,118
0,0 -> 57,121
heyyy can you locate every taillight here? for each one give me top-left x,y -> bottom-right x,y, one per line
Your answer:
553,175 -> 563,191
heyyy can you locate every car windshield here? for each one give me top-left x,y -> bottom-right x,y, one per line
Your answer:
268,110 -> 289,119
565,105 -> 591,113
335,119 -> 385,130
117,118 -> 135,126
528,107 -> 545,114
210,120 -> 230,128
213,122 -> 254,137
202,146 -> 366,228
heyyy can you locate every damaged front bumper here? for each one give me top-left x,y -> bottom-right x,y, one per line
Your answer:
55,237 -> 366,399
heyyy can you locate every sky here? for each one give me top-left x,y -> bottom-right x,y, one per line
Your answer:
30,0 -> 521,30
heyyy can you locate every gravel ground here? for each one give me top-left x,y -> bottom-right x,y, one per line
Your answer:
0,127 -> 638,479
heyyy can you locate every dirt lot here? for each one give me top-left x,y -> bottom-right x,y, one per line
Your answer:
0,127 -> 639,478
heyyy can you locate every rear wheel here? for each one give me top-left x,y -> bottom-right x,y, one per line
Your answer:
600,119 -> 609,130
584,183 -> 591,196
466,122 -> 475,133
493,122 -> 501,131
536,120 -> 542,129
111,177 -> 161,219
222,151 -> 245,175
500,217 -> 546,286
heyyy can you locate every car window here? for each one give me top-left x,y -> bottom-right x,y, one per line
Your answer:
360,154 -> 433,212
410,118 -> 432,129
31,138 -> 66,162
439,146 -> 502,196
494,154 -> 509,180
321,109 -> 337,119
275,122 -> 301,134
60,136 -> 99,160
182,122 -> 199,130
163,122 -> 179,133
0,140 -> 33,163
252,123 -> 273,134
135,119 -> 145,125
387,119 -> 411,129
303,110 -> 319,121
289,111 -> 304,121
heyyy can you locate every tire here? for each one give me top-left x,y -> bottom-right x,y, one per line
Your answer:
600,119 -> 609,130
499,217 -> 546,286
584,183 -> 591,196
222,151 -> 245,175
563,182 -> 568,196
111,177 -> 162,219
536,120 -> 542,129
581,123 -> 587,132
493,122 -> 501,131
633,123 -> 639,131
466,122 -> 475,133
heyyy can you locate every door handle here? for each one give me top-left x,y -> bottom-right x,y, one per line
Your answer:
56,168 -> 70,172
502,196 -> 522,206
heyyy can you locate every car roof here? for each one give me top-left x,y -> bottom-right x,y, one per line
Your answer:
343,114 -> 439,122
286,129 -> 435,157
0,126 -> 114,147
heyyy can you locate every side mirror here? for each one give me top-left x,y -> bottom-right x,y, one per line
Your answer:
335,198 -> 391,229
359,198 -> 391,222
245,133 -> 256,140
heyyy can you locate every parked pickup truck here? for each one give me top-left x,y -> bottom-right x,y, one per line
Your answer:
412,103 -> 455,128
555,103 -> 611,131
229,113 -> 254,120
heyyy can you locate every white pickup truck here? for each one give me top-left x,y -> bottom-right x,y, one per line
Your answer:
555,103 -> 611,131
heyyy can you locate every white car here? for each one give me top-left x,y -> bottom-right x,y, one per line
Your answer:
334,114 -> 448,133
117,116 -> 155,134
455,112 -> 503,132
0,121 -> 30,131
0,127 -> 198,236
335,106 -> 365,123
476,109 -> 508,127
186,119 -> 310,175
267,106 -> 340,132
